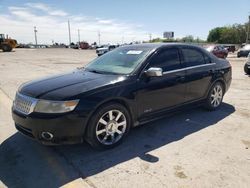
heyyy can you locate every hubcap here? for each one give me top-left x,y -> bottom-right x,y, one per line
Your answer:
211,85 -> 223,107
96,110 -> 127,145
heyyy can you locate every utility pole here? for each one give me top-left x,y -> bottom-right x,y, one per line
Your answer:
246,15 -> 250,44
149,33 -> 152,42
78,29 -> 81,44
34,26 -> 38,47
122,36 -> 124,44
98,31 -> 101,46
68,20 -> 71,46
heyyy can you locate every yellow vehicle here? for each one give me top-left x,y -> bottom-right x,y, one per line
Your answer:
0,34 -> 18,52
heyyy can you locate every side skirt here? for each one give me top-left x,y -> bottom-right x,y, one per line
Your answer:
134,99 -> 206,127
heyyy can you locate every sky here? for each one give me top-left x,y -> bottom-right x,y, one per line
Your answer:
0,0 -> 249,44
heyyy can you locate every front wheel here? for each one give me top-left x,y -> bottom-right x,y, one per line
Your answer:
85,103 -> 131,150
204,82 -> 224,111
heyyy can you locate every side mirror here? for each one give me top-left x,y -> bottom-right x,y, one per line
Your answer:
145,67 -> 163,77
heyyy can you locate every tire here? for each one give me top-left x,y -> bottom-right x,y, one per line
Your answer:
85,103 -> 131,150
1,44 -> 12,52
244,64 -> 250,75
204,82 -> 224,111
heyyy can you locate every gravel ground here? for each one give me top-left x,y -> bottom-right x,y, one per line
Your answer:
0,48 -> 249,188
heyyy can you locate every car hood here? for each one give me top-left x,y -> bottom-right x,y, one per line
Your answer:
19,69 -> 127,100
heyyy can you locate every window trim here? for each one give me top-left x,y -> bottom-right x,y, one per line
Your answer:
162,63 -> 216,75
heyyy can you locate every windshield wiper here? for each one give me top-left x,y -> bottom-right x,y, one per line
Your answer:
86,68 -> 104,74
86,68 -> 124,75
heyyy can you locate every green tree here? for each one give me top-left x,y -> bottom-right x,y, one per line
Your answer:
207,24 -> 247,44
181,35 -> 195,43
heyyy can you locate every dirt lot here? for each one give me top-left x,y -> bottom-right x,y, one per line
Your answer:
0,48 -> 250,188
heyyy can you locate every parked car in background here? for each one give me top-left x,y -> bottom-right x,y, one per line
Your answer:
12,43 -> 232,149
206,45 -> 228,59
223,45 -> 236,53
237,44 -> 250,58
244,53 -> 250,75
96,45 -> 116,56
68,42 -> 79,49
79,42 -> 89,49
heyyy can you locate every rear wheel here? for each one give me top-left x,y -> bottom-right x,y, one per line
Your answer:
204,82 -> 224,110
85,103 -> 131,149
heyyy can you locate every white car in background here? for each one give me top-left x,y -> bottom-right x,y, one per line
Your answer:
96,45 -> 117,56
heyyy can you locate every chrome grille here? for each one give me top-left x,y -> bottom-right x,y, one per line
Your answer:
13,93 -> 38,115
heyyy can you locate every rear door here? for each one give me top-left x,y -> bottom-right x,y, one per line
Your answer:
181,47 -> 215,101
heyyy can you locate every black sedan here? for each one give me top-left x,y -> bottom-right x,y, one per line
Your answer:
12,43 -> 232,149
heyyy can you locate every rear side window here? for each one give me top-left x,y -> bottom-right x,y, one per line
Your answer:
182,48 -> 205,67
149,48 -> 181,72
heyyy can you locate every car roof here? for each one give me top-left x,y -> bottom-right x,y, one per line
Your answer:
120,43 -> 203,51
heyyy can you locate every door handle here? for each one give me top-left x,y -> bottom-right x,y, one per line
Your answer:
176,75 -> 185,82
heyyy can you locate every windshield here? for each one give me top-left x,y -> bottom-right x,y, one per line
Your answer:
85,47 -> 152,74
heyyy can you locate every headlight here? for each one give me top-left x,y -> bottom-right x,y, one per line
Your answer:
34,99 -> 79,113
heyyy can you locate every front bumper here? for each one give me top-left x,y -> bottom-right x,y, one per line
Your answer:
12,108 -> 87,145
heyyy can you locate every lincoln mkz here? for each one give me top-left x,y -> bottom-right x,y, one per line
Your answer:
12,43 -> 232,149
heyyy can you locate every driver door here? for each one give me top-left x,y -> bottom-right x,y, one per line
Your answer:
136,47 -> 187,118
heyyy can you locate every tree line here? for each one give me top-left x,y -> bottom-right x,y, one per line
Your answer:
149,22 -> 249,44
207,23 -> 248,44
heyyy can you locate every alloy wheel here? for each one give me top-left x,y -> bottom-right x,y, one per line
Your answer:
211,84 -> 223,107
96,110 -> 127,145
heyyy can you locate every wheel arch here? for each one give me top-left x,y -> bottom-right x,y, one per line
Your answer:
83,97 -> 135,138
206,77 -> 226,98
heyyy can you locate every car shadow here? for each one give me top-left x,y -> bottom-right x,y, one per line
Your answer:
0,50 -> 15,53
0,103 -> 235,188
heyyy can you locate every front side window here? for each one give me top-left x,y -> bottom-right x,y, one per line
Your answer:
85,47 -> 152,74
149,48 -> 181,72
182,48 -> 205,67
